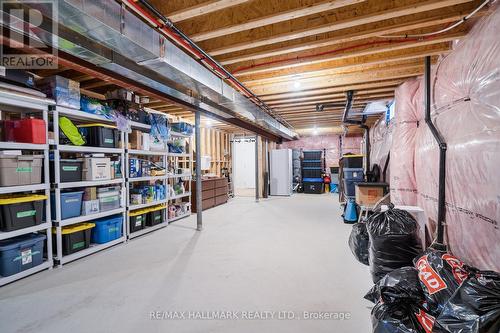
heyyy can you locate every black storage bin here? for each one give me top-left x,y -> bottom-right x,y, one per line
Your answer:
50,159 -> 83,183
0,195 -> 44,232
54,223 -> 94,255
303,182 -> 324,194
147,209 -> 163,226
303,169 -> 323,178
129,212 -> 146,233
342,155 -> 363,168
302,161 -> 322,168
303,151 -> 322,160
78,125 -> 119,148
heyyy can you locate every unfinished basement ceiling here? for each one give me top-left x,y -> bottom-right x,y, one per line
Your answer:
147,0 -> 482,131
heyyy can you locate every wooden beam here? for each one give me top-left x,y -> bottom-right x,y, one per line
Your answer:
190,0 -> 365,42
217,8 -> 476,64
250,65 -> 424,95
206,0 -> 474,56
167,0 -> 251,23
273,93 -> 394,109
80,79 -> 114,89
233,35 -> 460,77
267,87 -> 396,106
262,79 -> 403,100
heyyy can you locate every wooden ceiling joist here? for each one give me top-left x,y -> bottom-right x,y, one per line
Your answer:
250,65 -> 424,95
166,0 -> 252,23
217,7 -> 478,65
206,0 -> 474,56
189,0 -> 365,42
261,79 -> 404,100
232,35 -> 460,78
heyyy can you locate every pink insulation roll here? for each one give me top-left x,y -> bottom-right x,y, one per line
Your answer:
370,115 -> 393,183
390,78 -> 421,205
413,6 -> 500,271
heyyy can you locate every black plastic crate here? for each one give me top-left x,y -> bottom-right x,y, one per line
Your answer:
302,169 -> 323,178
342,155 -> 363,168
0,197 -> 44,232
303,182 -> 324,194
303,151 -> 322,160
50,159 -> 83,183
54,223 -> 93,255
147,209 -> 163,226
79,125 -> 119,148
302,161 -> 322,168
130,213 -> 146,233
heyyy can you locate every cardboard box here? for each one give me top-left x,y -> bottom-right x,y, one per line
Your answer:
129,130 -> 150,150
83,187 -> 97,201
83,157 -> 111,181
355,183 -> 387,207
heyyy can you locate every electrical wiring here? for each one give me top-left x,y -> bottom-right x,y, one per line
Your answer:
377,0 -> 491,38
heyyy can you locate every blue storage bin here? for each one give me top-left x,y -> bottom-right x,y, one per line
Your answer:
0,233 -> 46,277
91,215 -> 123,244
343,168 -> 364,180
51,191 -> 84,220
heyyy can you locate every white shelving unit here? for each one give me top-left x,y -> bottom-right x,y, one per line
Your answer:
125,120 -> 169,239
167,130 -> 193,223
50,105 -> 126,266
0,90 -> 54,286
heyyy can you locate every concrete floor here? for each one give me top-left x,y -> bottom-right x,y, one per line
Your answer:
0,194 -> 373,333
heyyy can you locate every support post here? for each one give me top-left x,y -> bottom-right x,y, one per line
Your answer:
424,56 -> 447,250
255,135 -> 260,202
195,110 -> 202,231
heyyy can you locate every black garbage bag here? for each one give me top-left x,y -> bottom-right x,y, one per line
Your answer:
367,267 -> 436,333
367,206 -> 423,283
372,302 -> 436,333
348,223 -> 370,265
365,267 -> 424,304
433,270 -> 500,333
414,249 -> 471,314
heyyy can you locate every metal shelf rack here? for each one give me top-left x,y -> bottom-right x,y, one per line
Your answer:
50,105 -> 127,266
0,90 -> 54,286
167,130 -> 193,223
125,120 -> 169,239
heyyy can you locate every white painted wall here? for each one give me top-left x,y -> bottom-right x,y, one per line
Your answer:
232,137 -> 256,193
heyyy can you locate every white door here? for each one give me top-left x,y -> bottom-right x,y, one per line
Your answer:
233,137 -> 256,195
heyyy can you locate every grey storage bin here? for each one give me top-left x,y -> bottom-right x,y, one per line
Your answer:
0,155 -> 43,186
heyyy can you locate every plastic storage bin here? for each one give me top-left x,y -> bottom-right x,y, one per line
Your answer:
38,75 -> 80,109
91,215 -> 123,244
78,124 -> 118,148
83,157 -> 111,181
0,154 -> 43,186
341,155 -> 363,168
0,233 -> 46,277
147,207 -> 164,226
343,168 -> 364,197
0,195 -> 45,231
13,119 -> 46,144
54,223 -> 94,255
50,191 -> 83,220
303,151 -> 322,160
129,210 -> 146,233
97,187 -> 120,212
50,159 -> 83,183
303,182 -> 324,194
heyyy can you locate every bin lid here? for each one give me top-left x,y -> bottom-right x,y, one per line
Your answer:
0,194 -> 47,205
129,204 -> 166,216
0,233 -> 46,251
54,222 -> 95,235
77,123 -> 116,129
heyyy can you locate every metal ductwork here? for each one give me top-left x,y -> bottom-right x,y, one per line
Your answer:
3,0 -> 297,140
